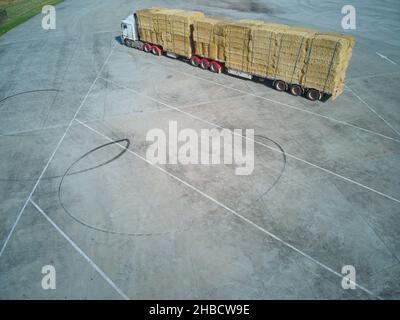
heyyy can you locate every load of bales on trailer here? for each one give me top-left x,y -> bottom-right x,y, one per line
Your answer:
136,7 -> 204,57
135,7 -> 355,98
192,16 -> 230,61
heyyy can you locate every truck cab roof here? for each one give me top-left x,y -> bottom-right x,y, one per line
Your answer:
121,14 -> 135,25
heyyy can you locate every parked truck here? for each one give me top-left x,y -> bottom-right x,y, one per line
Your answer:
121,8 -> 355,101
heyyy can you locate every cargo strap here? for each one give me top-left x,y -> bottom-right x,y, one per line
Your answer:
209,22 -> 214,58
196,21 -> 199,44
227,27 -> 231,64
250,28 -> 255,73
303,36 -> 316,86
290,36 -> 306,84
184,20 -> 186,55
195,21 -> 200,56
242,28 -> 247,72
273,33 -> 285,80
266,31 -> 272,77
172,16 -> 176,54
322,40 -> 340,92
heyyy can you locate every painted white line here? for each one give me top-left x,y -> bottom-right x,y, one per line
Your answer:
0,30 -> 121,47
0,43 -> 117,259
346,85 -> 400,137
376,52 -> 398,65
98,77 -> 400,205
29,199 -> 129,300
176,94 -> 248,109
73,94 -> 247,126
75,119 -> 381,299
0,123 -> 69,137
133,55 -> 400,143
175,69 -> 400,143
347,71 -> 400,81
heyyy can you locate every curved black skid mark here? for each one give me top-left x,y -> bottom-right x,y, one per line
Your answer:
254,134 -> 287,199
57,138 -> 192,237
0,139 -> 130,182
55,135 -> 285,237
0,89 -> 60,106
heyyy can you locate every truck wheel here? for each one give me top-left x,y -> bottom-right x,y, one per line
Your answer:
274,80 -> 286,92
210,61 -> 222,73
306,88 -> 321,101
144,42 -> 151,53
124,38 -> 131,47
200,58 -> 210,70
151,45 -> 162,56
290,84 -> 303,96
190,56 -> 200,67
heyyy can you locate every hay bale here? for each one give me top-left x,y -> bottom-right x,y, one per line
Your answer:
271,28 -> 315,84
248,23 -> 290,77
224,21 -> 254,72
223,19 -> 354,95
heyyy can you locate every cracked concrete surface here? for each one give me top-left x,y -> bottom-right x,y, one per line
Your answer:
0,0 -> 399,299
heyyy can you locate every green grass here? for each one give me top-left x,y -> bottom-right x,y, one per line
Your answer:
0,0 -> 63,37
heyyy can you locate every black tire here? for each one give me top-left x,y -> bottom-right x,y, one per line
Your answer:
306,88 -> 321,101
144,43 -> 151,53
290,84 -> 303,96
190,56 -> 200,67
274,80 -> 286,92
210,61 -> 222,73
151,46 -> 161,56
124,38 -> 133,47
200,59 -> 210,70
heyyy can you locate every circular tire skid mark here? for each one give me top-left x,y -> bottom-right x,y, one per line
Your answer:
0,89 -> 60,136
254,135 -> 287,199
58,139 -> 211,236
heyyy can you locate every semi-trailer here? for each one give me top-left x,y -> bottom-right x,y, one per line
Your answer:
121,8 -> 355,101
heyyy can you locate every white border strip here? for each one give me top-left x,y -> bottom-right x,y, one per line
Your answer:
75,119 -> 381,299
30,199 -> 129,300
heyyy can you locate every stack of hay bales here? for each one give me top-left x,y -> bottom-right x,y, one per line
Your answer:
223,19 -> 354,96
271,28 -> 316,85
136,7 -> 163,44
193,16 -> 230,61
136,7 -> 355,97
224,21 -> 254,73
224,20 -> 290,77
246,21 -> 290,78
136,8 -> 204,57
301,32 -> 355,95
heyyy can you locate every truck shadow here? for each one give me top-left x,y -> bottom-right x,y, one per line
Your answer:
114,35 -> 123,45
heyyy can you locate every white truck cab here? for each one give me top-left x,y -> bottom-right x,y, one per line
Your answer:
121,14 -> 143,49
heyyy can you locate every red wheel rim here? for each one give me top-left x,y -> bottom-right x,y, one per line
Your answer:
190,56 -> 200,67
152,45 -> 161,55
200,58 -> 210,69
210,61 -> 221,73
